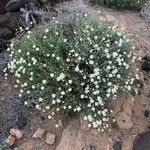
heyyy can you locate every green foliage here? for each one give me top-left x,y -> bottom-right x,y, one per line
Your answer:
5,17 -> 135,129
103,0 -> 148,10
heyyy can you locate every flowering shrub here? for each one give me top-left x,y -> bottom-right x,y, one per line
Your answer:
4,17 -> 135,129
103,0 -> 148,10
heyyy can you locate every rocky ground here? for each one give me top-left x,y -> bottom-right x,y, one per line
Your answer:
0,0 -> 150,150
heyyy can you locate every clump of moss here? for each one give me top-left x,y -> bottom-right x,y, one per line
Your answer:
103,0 -> 148,10
4,16 -> 135,129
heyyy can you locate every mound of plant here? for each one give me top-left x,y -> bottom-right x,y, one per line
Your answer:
4,17 -> 135,129
103,0 -> 148,10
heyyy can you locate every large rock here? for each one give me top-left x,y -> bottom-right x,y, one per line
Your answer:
0,12 -> 20,32
133,131 -> 150,150
5,0 -> 27,12
0,0 -> 10,14
56,121 -> 113,150
56,125 -> 84,150
0,12 -> 20,48
132,96 -> 150,133
0,27 -> 14,40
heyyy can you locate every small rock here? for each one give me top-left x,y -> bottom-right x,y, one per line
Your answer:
6,135 -> 16,146
116,111 -> 133,129
32,128 -> 46,139
10,128 -> 23,139
113,141 -> 122,150
133,131 -> 150,150
45,132 -> 56,145
0,12 -> 20,32
5,0 -> 26,12
144,110 -> 150,118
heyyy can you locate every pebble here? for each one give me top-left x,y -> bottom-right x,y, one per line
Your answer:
45,132 -> 56,145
